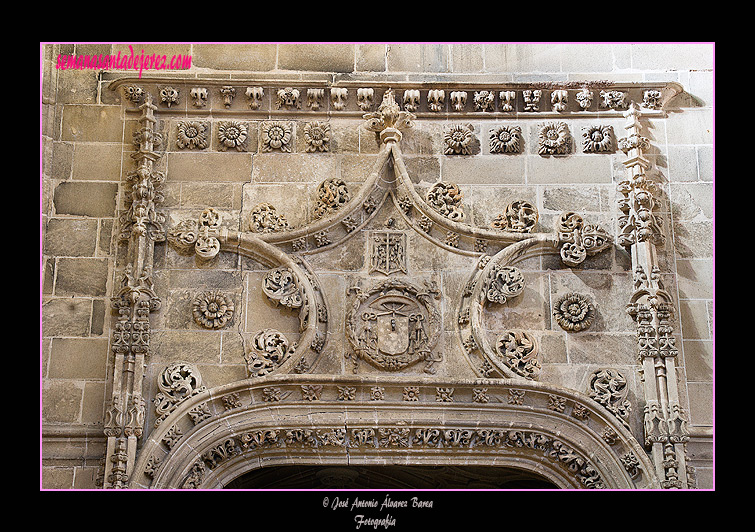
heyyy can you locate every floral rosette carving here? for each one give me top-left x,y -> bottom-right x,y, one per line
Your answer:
538,122 -> 571,155
304,121 -> 330,152
491,200 -> 538,232
217,121 -> 248,151
246,329 -> 292,377
314,178 -> 350,219
426,182 -> 465,221
489,125 -> 522,154
262,267 -> 302,309
495,330 -> 541,379
443,123 -> 474,155
484,265 -> 525,305
249,203 -> 289,233
176,121 -> 208,150
553,293 -> 594,332
261,121 -> 293,152
582,125 -> 613,153
192,291 -> 235,329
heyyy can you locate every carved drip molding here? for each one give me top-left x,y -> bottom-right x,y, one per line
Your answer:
129,374 -> 659,490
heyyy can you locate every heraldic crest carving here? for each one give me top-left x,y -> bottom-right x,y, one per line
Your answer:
346,279 -> 441,373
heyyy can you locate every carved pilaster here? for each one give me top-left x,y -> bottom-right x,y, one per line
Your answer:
619,103 -> 691,488
104,92 -> 164,489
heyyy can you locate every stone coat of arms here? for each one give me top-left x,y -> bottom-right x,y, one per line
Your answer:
346,279 -> 441,373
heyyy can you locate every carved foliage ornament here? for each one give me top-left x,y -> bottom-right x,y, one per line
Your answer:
557,212 -> 612,267
153,362 -> 206,427
484,264 -> 525,305
426,181 -> 465,221
588,369 -> 632,430
246,329 -> 292,377
495,330 -> 541,379
491,200 -> 538,233
444,123 -> 475,155
168,207 -> 222,260
489,125 -> 522,154
217,121 -> 247,151
583,125 -> 613,153
261,121 -> 293,152
176,121 -> 208,150
346,280 -> 441,373
314,178 -> 350,219
249,203 -> 289,233
262,267 -> 302,309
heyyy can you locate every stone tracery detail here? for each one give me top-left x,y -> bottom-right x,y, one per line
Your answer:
96,77 -> 689,491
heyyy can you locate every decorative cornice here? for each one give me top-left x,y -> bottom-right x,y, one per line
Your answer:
108,76 -> 683,117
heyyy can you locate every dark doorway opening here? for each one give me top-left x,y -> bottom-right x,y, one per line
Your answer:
224,464 -> 558,489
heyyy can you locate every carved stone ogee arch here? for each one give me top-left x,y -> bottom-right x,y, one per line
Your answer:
130,375 -> 658,489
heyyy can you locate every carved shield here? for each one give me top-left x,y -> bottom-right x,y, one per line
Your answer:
377,312 -> 410,355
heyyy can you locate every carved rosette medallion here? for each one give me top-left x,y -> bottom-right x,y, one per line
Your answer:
346,280 -> 441,373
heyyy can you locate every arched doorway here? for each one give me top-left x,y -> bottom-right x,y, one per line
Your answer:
130,375 -> 659,489
224,464 -> 559,489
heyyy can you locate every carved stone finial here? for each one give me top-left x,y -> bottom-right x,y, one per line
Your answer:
363,89 -> 416,143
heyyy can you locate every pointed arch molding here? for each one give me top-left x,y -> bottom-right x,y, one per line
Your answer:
131,375 -> 659,489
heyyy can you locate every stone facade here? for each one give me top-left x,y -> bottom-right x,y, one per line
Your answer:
41,43 -> 714,489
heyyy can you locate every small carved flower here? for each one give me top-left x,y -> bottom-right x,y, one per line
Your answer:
261,121 -> 292,152
193,291 -> 234,329
553,293 -> 595,332
490,125 -> 522,154
583,125 -> 613,153
444,124 -> 474,155
304,121 -> 330,152
218,121 -> 248,151
403,386 -> 420,401
538,122 -> 571,155
176,121 -> 208,150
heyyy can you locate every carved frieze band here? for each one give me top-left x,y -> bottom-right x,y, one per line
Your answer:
114,79 -> 681,116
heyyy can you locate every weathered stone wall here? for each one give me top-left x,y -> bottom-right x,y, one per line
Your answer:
41,43 -> 714,489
